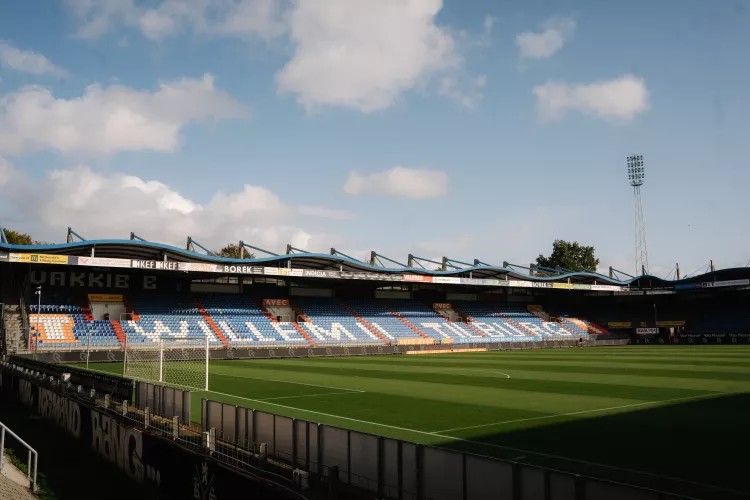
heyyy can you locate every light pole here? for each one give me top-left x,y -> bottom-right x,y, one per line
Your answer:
34,286 -> 42,353
627,155 -> 649,276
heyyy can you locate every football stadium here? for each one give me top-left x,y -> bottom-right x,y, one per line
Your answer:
1,232 -> 749,500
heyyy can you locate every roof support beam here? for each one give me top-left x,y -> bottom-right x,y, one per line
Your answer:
330,248 -> 363,263
239,240 -> 277,257
370,251 -> 407,268
130,232 -> 149,242
286,245 -> 309,255
407,254 -> 443,270
67,227 -> 86,243
443,257 -> 475,270
0,225 -> 7,244
473,258 -> 493,267
609,267 -> 635,280
186,236 -> 215,256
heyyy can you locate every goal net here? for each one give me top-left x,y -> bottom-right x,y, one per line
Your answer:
124,337 -> 209,391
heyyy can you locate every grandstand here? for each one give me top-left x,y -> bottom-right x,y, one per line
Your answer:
21,291 -> 611,351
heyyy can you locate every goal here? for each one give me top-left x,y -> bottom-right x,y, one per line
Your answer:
123,336 -> 209,391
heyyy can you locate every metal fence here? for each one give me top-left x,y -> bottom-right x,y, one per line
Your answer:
200,398 -> 690,500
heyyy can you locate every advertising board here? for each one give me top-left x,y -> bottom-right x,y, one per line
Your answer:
9,253 -> 69,265
78,256 -> 131,268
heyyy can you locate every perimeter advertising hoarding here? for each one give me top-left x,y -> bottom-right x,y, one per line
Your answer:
3,252 -> 629,291
0,252 -> 7,262
9,253 -> 70,265
608,322 -> 632,328
636,328 -> 659,335
674,278 -> 750,290
77,256 -> 132,268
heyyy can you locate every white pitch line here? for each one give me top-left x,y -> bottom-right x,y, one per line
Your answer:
211,371 -> 366,393
205,389 -> 739,496
258,390 -> 364,401
433,393 -> 717,434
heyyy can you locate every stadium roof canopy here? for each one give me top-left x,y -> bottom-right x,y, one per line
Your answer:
1,237 -> 747,289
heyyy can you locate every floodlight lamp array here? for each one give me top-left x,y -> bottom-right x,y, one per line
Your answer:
627,155 -> 644,186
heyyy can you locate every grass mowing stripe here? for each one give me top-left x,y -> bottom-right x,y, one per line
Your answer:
433,392 -> 718,433
209,371 -> 366,393
326,357 -> 750,380
257,391 -> 365,401
328,355 -> 750,374
206,389 -> 550,432
214,362 -> 718,401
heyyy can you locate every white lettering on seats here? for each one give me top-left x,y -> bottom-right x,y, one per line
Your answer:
370,323 -> 395,340
306,323 -> 356,341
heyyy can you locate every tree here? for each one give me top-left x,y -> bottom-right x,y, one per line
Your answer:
536,240 -> 599,272
216,243 -> 255,259
3,229 -> 33,245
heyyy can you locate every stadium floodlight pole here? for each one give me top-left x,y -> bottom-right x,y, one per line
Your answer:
627,155 -> 649,276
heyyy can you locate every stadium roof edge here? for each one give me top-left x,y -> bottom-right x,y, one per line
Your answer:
0,239 -> 745,288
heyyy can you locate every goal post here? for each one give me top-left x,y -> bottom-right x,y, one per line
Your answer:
124,336 -> 209,391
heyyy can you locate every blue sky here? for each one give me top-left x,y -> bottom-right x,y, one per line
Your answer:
0,0 -> 748,277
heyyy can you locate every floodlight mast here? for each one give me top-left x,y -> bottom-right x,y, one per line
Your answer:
627,155 -> 649,276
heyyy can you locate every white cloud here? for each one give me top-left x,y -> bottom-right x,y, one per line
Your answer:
516,17 -> 576,59
0,161 -> 348,252
533,74 -> 649,122
67,0 -> 287,41
66,0 -> 486,112
0,73 -> 247,156
297,205 -> 355,220
0,41 -> 68,77
276,0 -> 461,112
344,167 -> 448,199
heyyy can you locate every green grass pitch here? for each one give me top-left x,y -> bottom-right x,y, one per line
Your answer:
88,346 -> 750,499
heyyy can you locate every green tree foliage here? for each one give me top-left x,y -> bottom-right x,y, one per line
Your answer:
3,229 -> 33,245
216,243 -> 255,259
536,239 -> 600,272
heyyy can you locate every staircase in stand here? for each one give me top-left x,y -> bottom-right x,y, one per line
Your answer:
81,299 -> 94,321
110,320 -> 126,346
341,302 -> 390,344
292,322 -> 315,345
498,312 -> 536,337
193,298 -> 230,347
385,306 -> 431,341
123,296 -> 141,321
456,314 -> 486,337
253,298 -> 278,323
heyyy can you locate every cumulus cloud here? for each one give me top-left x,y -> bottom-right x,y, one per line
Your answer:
297,205 -> 355,221
66,0 -> 486,112
344,167 -> 448,199
0,160 -> 352,251
66,0 -> 287,41
516,17 -> 576,59
0,73 -> 246,156
533,74 -> 649,121
0,41 -> 68,76
276,0 -> 460,112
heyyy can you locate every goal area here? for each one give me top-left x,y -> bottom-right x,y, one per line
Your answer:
123,336 -> 209,391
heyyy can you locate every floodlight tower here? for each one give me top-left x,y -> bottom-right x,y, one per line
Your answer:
627,155 -> 649,276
